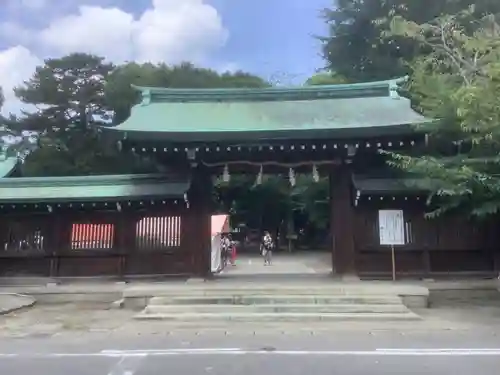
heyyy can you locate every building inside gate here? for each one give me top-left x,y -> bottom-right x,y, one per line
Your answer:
0,78 -> 499,279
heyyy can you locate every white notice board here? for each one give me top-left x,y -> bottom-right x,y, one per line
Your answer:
378,210 -> 405,246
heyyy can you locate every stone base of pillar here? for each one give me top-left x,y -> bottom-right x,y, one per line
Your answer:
340,274 -> 361,282
186,277 -> 210,283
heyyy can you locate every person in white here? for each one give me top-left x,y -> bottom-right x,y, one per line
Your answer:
261,231 -> 274,266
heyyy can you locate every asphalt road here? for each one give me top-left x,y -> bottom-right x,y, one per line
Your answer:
0,330 -> 499,375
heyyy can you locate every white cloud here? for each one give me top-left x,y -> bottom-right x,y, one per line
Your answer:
39,0 -> 228,64
39,6 -> 135,62
0,46 -> 41,116
133,0 -> 228,63
0,0 -> 229,114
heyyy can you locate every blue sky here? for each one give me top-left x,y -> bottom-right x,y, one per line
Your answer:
0,0 -> 333,114
207,0 -> 331,82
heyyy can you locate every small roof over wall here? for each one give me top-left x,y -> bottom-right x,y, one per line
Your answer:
0,157 -> 17,178
352,175 -> 430,195
352,174 -> 432,206
1,127 -> 39,177
103,77 -> 431,143
0,174 -> 190,204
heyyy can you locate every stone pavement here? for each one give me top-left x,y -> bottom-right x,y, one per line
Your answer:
0,281 -> 498,340
0,299 -> 497,340
0,294 -> 35,315
220,253 -> 332,276
220,256 -> 316,275
0,252 -> 497,336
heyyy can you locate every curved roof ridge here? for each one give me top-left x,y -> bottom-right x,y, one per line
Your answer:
132,77 -> 409,104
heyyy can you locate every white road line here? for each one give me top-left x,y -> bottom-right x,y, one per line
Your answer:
0,353 -> 128,358
379,348 -> 500,352
107,354 -> 146,375
0,348 -> 499,358
101,348 -> 500,356
100,348 -> 243,355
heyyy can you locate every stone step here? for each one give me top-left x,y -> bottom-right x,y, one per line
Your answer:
148,295 -> 403,306
135,311 -> 422,322
123,284 -> 429,298
0,277 -> 57,286
139,289 -> 401,296
137,289 -> 398,297
143,303 -> 410,314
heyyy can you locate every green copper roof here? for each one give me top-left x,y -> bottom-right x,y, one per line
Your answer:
104,78 -> 431,142
0,174 -> 190,203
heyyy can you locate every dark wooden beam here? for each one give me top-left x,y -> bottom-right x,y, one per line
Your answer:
184,163 -> 213,278
330,165 -> 357,276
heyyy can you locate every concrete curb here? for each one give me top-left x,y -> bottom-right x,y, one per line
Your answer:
0,293 -> 36,315
134,311 -> 423,322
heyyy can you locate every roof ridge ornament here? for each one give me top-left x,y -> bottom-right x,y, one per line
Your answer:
140,88 -> 152,106
255,165 -> 263,186
389,76 -> 409,99
288,167 -> 296,187
222,164 -> 230,183
312,164 -> 320,183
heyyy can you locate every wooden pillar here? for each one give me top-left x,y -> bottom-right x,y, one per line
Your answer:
330,164 -> 357,276
115,212 -> 137,277
48,214 -> 61,277
422,248 -> 431,277
0,217 -> 7,245
181,209 -> 195,273
488,219 -> 500,273
52,213 -> 73,277
185,164 -> 213,278
492,225 -> 500,273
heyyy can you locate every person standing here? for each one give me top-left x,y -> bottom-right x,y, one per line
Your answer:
261,231 -> 274,266
230,236 -> 237,266
220,233 -> 231,268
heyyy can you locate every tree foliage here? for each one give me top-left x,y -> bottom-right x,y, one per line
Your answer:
321,0 -> 500,82
383,7 -> 500,217
15,53 -> 113,131
215,173 -> 330,246
305,72 -> 349,85
9,53 -> 147,176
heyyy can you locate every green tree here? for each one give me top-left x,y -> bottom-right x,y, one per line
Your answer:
320,0 -> 500,82
15,53 -> 114,132
215,172 -> 330,249
384,8 -> 500,217
12,53 -> 155,176
305,72 -> 348,85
